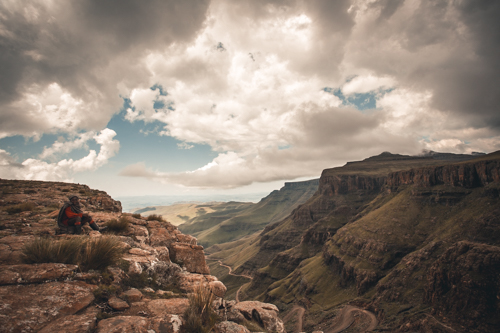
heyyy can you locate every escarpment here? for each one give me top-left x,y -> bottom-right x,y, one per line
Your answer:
210,151 -> 500,333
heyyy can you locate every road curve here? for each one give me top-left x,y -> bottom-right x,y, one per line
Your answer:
211,259 -> 252,303
282,305 -> 306,333
327,305 -> 377,333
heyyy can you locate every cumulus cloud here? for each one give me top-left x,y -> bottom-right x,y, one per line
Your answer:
0,0 -> 210,137
2,0 -> 500,190
0,129 -> 119,181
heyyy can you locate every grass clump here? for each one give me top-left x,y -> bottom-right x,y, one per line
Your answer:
79,236 -> 125,271
6,202 -> 36,214
147,214 -> 165,222
181,285 -> 220,333
131,213 -> 141,219
106,216 -> 130,233
21,236 -> 124,271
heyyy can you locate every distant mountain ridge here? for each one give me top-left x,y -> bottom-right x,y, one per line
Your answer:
207,150 -> 500,332
178,178 -> 319,247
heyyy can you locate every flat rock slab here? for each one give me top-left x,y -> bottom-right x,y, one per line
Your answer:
0,281 -> 96,332
0,263 -> 78,285
147,298 -> 189,316
97,315 -> 149,333
0,235 -> 35,264
38,307 -> 98,333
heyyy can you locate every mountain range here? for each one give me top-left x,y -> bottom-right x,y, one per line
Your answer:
205,150 -> 500,332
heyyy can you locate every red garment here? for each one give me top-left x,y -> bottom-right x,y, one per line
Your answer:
62,206 -> 83,226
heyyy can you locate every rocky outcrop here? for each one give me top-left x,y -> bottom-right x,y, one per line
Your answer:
0,179 -> 284,332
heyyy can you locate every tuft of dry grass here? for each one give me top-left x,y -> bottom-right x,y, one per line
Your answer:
21,237 -> 56,264
106,216 -> 130,233
131,213 -> 141,219
21,236 -> 124,271
79,236 -> 125,271
6,202 -> 36,214
147,214 -> 165,222
181,284 -> 220,333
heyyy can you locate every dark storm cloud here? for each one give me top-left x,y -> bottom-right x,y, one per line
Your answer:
440,0 -> 500,127
0,0 -> 210,135
364,0 -> 500,129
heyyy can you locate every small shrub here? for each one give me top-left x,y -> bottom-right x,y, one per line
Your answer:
123,271 -> 160,290
93,284 -> 119,302
117,259 -> 131,272
131,213 -> 141,219
79,236 -> 124,271
79,189 -> 86,194
61,189 -> 70,193
6,202 -> 36,215
106,217 -> 130,233
24,189 -> 37,194
147,214 -> 165,222
181,285 -> 220,333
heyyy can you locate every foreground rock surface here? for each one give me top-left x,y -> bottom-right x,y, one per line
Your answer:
0,179 -> 284,332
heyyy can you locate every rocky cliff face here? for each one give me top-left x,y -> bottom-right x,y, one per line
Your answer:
386,158 -> 500,188
211,151 -> 500,333
0,179 -> 285,333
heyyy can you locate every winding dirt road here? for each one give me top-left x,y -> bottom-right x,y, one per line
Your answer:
212,259 -> 252,302
282,305 -> 306,333
211,258 -> 377,332
326,305 -> 378,333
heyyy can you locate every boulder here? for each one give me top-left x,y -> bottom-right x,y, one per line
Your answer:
234,301 -> 286,333
148,222 -> 178,247
0,281 -> 96,332
0,263 -> 78,285
147,298 -> 190,316
122,288 -> 143,302
170,243 -> 210,274
214,321 -> 251,333
97,316 -> 149,333
108,296 -> 130,311
209,280 -> 227,298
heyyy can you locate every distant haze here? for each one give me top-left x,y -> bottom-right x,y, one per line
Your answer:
118,193 -> 269,212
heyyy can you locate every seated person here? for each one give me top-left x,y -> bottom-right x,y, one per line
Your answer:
57,195 -> 100,234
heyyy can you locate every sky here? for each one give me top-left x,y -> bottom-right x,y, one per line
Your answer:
1,0 -> 499,198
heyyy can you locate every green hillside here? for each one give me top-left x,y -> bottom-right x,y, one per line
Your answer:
179,179 -> 319,247
208,151 -> 500,332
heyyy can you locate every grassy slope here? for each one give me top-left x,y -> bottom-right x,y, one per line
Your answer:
207,151 -> 499,331
180,179 -> 318,247
137,203 -> 218,226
